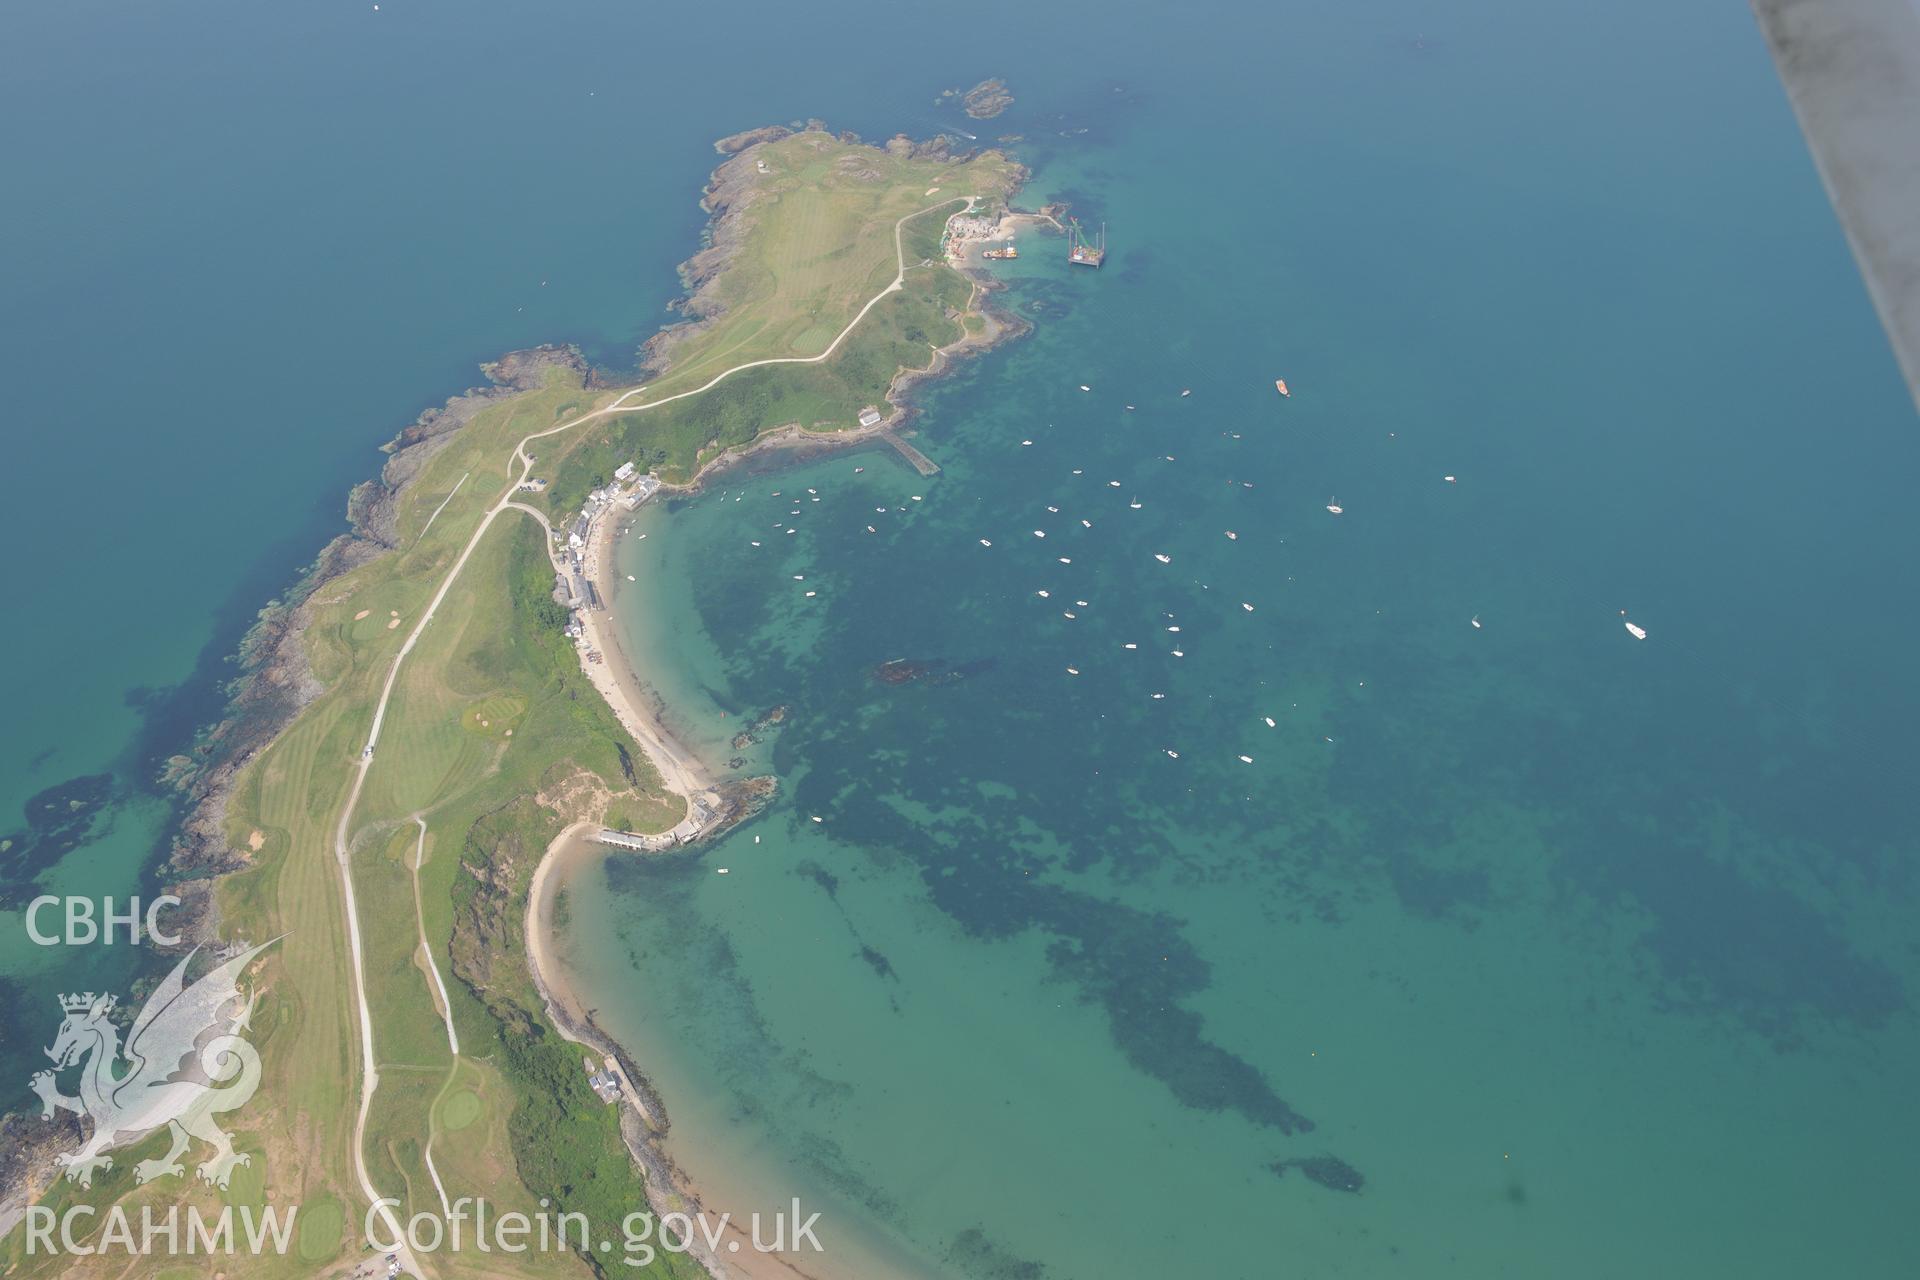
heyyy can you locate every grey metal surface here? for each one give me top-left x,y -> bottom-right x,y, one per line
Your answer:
1751,0 -> 1920,411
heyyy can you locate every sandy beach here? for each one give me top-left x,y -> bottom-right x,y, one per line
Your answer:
576,509 -> 717,802
523,820 -> 603,1032
511,194 -> 1055,1280
528,513 -> 868,1280
524,822 -> 908,1280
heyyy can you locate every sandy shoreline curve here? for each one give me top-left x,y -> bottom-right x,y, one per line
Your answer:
577,504 -> 718,802
525,824 -> 916,1280
554,198 -> 1045,832
518,180 -> 1055,1280
553,197 -> 1045,837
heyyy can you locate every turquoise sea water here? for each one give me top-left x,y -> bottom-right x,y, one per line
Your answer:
7,0 -> 1918,1275
554,5 -> 1920,1278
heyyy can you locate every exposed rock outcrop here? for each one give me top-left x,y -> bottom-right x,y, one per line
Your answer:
962,78 -> 1014,119
713,124 -> 790,155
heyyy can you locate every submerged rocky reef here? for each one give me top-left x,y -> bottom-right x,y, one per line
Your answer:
1270,1155 -> 1366,1193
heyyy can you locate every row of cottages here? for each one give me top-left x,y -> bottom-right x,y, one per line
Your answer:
549,463 -> 665,612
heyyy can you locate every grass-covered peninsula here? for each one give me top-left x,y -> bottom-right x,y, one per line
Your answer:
2,126 -> 1029,1279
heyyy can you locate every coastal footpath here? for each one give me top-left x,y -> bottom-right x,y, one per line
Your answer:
2,122 -> 1044,1279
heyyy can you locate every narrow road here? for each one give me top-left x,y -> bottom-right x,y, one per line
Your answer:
413,818 -> 458,1223
327,195 -> 969,1273
411,816 -> 459,1056
414,472 -> 469,545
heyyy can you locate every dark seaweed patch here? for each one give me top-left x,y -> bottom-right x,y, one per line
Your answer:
944,1226 -> 1047,1280
794,861 -> 896,985
858,945 -> 895,980
1322,624 -> 1909,1041
1270,1155 -> 1366,1194
808,786 -> 1315,1134
1386,858 -> 1491,922
1554,812 -> 1905,1047
794,860 -> 840,899
0,774 -> 116,909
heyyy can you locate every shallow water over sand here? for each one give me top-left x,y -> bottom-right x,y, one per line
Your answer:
555,5 -> 1920,1274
